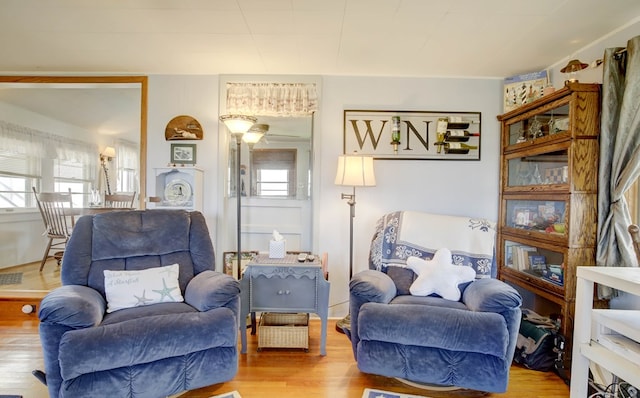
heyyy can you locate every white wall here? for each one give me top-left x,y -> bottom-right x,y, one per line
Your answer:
145,75 -> 221,244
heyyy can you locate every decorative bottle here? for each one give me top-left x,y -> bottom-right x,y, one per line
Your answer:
391,116 -> 401,154
443,142 -> 478,154
444,130 -> 480,142
435,117 -> 448,153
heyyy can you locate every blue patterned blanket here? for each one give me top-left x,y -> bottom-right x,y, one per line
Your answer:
369,211 -> 496,278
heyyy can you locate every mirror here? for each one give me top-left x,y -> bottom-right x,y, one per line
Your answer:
0,76 -> 147,206
0,76 -> 147,292
225,114 -> 314,254
229,115 -> 313,200
217,76 -> 319,267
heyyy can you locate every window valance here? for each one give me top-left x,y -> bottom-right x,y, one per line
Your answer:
226,82 -> 318,117
0,120 -> 98,166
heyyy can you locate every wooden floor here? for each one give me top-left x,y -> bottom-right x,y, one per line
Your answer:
0,261 -> 571,398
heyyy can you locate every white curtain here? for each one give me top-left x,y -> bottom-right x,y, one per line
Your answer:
226,82 -> 318,116
0,120 -> 98,170
596,35 -> 640,299
115,139 -> 139,193
0,121 -> 47,158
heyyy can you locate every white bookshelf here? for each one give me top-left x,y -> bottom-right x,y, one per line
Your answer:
570,267 -> 640,397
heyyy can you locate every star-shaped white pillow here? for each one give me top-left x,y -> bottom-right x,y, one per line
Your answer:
406,248 -> 476,301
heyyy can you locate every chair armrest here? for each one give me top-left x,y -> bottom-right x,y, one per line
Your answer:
184,270 -> 240,311
462,278 -> 522,313
350,269 -> 397,304
38,285 -> 106,328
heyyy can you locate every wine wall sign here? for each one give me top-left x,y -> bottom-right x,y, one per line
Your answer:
343,110 -> 482,160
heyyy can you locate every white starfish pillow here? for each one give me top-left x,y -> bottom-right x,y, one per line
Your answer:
406,248 -> 476,301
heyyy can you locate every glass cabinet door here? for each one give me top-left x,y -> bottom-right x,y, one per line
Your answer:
503,238 -> 565,288
505,147 -> 569,188
503,197 -> 567,237
506,102 -> 570,147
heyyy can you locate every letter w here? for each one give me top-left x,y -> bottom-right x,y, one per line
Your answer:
349,119 -> 386,150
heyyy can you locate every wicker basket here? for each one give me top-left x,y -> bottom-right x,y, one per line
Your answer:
258,312 -> 309,351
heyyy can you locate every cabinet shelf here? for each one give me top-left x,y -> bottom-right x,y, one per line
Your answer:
579,343 -> 640,390
500,268 -> 565,300
592,309 -> 640,342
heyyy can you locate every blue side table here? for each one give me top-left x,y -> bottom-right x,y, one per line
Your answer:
239,254 -> 330,356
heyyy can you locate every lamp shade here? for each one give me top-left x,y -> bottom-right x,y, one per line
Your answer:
101,146 -> 116,158
242,124 -> 269,145
560,59 -> 588,74
219,114 -> 257,135
242,131 -> 264,145
335,154 -> 376,187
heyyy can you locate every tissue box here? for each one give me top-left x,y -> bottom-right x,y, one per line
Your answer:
269,240 -> 286,259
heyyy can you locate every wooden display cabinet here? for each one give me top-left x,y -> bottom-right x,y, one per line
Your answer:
497,83 -> 602,358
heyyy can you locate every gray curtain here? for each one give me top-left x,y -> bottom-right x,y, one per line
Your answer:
596,35 -> 640,298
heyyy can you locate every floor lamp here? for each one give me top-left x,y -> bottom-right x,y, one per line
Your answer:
334,153 -> 376,333
100,146 -> 116,195
220,114 -> 257,280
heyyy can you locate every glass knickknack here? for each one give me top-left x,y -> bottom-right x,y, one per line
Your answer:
508,104 -> 570,147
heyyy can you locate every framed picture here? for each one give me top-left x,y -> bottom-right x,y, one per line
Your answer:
170,143 -> 197,165
165,115 -> 203,140
343,110 -> 481,160
503,70 -> 548,113
223,251 -> 259,280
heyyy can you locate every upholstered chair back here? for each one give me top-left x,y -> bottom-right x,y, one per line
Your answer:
367,211 -> 497,296
61,209 -> 214,297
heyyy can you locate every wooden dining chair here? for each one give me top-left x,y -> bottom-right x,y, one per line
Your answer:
32,187 -> 75,272
104,192 -> 137,208
628,224 -> 640,265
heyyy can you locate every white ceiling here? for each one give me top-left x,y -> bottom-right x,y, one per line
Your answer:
0,0 -> 639,138
1,0 -> 639,78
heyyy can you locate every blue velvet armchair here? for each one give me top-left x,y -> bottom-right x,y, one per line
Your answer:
345,211 -> 523,393
38,209 -> 241,398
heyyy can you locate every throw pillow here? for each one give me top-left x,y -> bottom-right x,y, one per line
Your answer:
104,263 -> 184,313
385,265 -> 417,295
406,248 -> 476,301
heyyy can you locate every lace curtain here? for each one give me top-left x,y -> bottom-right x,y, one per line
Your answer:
0,120 -> 98,169
596,35 -> 640,298
226,82 -> 318,116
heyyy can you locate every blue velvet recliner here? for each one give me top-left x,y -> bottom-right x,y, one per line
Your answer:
345,211 -> 523,393
38,209 -> 241,398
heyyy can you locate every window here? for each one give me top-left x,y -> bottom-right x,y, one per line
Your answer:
0,121 -> 98,208
0,150 -> 40,208
250,149 -> 296,198
256,169 -> 289,196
